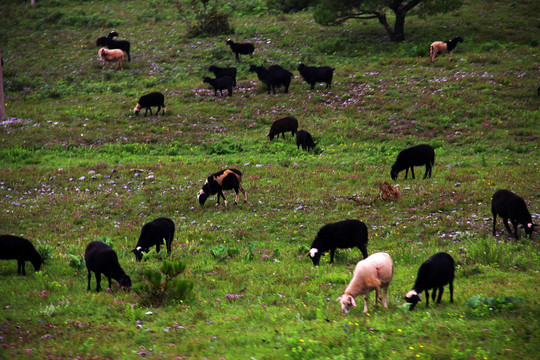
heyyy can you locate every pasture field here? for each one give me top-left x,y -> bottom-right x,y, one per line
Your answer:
0,0 -> 539,359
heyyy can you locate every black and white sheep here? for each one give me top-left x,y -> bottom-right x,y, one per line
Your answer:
308,219 -> 368,266
134,92 -> 166,116
0,235 -> 43,275
491,189 -> 536,239
296,129 -> 316,151
132,217 -> 175,262
98,48 -> 124,71
430,36 -> 463,63
267,116 -> 298,140
208,65 -> 237,87
405,252 -> 455,311
297,64 -> 334,90
203,76 -> 233,97
249,65 -> 292,94
226,39 -> 254,61
85,241 -> 131,292
96,32 -> 131,61
390,144 -> 435,180
337,252 -> 393,314
197,168 -> 247,206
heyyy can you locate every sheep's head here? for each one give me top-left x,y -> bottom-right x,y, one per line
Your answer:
405,290 -> 421,310
98,48 -> 108,58
203,77 -> 212,85
337,294 -> 356,314
454,36 -> 464,43
131,246 -> 146,262
133,103 -> 141,115
119,275 -> 132,289
226,39 -> 233,45
108,31 -> 119,39
297,64 -> 305,71
523,222 -> 536,237
197,189 -> 208,206
308,248 -> 321,266
390,166 -> 399,180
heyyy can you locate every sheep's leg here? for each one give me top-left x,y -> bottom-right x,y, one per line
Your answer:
156,243 -> 161,253
95,272 -> 102,292
436,286 -> 444,304
502,218 -> 513,236
510,219 -> 520,239
17,259 -> 25,275
166,235 -> 172,254
233,187 -> 240,204
425,290 -> 430,307
310,83 -> 315,90
449,282 -> 454,303
404,168 -> 409,179
431,288 -> 437,302
410,166 -> 416,179
239,185 -> 247,201
87,270 -> 92,291
156,105 -> 161,115
363,295 -> 369,313
448,51 -> 453,61
423,165 -> 429,179
228,87 -> 232,97
374,287 -> 381,307
107,277 -> 113,290
329,248 -> 336,264
382,286 -> 388,308
492,213 -> 498,235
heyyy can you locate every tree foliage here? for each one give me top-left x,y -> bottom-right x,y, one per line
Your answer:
313,0 -> 463,42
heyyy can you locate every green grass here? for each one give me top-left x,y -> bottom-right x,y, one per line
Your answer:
0,0 -> 539,359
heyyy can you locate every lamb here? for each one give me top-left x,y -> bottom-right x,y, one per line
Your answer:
491,189 -> 536,239
337,252 -> 393,314
98,48 -> 124,71
296,129 -> 316,151
197,168 -> 247,206
132,217 -> 175,262
85,241 -> 131,292
430,36 -> 463,63
249,65 -> 293,94
203,76 -> 233,97
0,235 -> 43,275
226,39 -> 254,61
134,92 -> 166,116
308,219 -> 368,266
96,32 -> 131,61
405,252 -> 455,311
208,65 -> 237,87
267,116 -> 298,140
390,144 -> 435,180
297,64 -> 334,90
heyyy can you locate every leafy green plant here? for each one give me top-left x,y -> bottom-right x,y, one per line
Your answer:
466,295 -> 525,317
68,254 -> 85,271
37,244 -> 53,263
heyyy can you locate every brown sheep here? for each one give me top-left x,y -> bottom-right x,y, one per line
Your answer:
429,36 -> 463,63
98,48 -> 124,71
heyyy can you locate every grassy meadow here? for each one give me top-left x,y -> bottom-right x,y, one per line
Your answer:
0,0 -> 539,358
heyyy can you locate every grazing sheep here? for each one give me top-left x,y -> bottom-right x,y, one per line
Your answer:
297,64 -> 334,90
132,217 -> 175,262
491,189 -> 536,239
249,65 -> 292,94
296,129 -> 316,151
308,219 -> 368,266
98,48 -> 124,71
0,235 -> 43,275
197,168 -> 247,206
134,92 -> 166,116
208,65 -> 237,87
390,144 -> 435,180
85,241 -> 131,292
226,39 -> 254,61
96,32 -> 131,61
337,252 -> 393,314
430,36 -> 463,63
203,76 -> 233,97
405,252 -> 455,311
267,116 -> 298,140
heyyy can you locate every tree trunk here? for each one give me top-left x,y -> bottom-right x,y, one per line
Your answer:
391,10 -> 406,42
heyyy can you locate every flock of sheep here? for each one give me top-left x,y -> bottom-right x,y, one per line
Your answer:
0,30 -> 536,315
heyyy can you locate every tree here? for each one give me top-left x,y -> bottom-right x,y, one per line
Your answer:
313,0 -> 462,42
0,48 -> 5,122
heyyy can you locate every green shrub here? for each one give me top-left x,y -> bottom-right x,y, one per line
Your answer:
37,244 -> 53,263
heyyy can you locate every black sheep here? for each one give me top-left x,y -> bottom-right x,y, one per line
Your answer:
203,76 -> 233,97
85,241 -> 131,292
249,65 -> 292,94
267,116 -> 298,140
96,32 -> 131,62
308,219 -> 368,266
208,65 -> 237,87
296,129 -> 316,151
390,144 -> 435,180
491,189 -> 536,239
133,92 -> 166,116
197,168 -> 247,206
132,217 -> 175,262
0,235 -> 43,275
405,252 -> 455,311
297,64 -> 334,90
226,39 -> 254,61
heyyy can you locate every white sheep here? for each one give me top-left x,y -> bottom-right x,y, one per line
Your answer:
337,252 -> 393,314
98,48 -> 124,71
